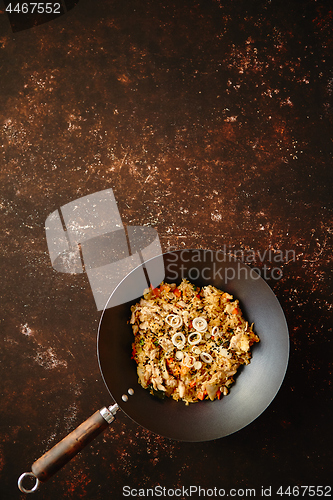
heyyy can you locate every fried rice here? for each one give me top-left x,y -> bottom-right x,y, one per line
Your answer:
130,279 -> 259,404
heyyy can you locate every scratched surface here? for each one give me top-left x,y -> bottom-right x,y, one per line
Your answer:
0,0 -> 332,498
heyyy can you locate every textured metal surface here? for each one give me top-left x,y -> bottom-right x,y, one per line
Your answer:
0,0 -> 332,498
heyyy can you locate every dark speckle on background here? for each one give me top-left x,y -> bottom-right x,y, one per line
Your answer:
0,0 -> 332,498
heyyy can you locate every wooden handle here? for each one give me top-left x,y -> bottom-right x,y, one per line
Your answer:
31,409 -> 109,482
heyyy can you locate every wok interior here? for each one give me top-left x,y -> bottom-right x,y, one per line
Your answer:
98,250 -> 289,442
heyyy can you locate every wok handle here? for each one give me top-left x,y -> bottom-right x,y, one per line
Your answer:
18,405 -> 118,493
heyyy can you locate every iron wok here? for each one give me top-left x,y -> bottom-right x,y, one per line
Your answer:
18,249 -> 289,493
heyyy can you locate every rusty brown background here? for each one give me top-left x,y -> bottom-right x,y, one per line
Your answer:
0,0 -> 332,498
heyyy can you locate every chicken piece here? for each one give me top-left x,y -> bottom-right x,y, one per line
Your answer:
151,363 -> 165,392
137,364 -> 152,387
159,337 -> 174,353
229,332 -> 250,352
178,380 -> 185,398
203,371 -> 227,400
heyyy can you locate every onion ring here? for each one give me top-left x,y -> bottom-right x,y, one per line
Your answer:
192,317 -> 207,332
